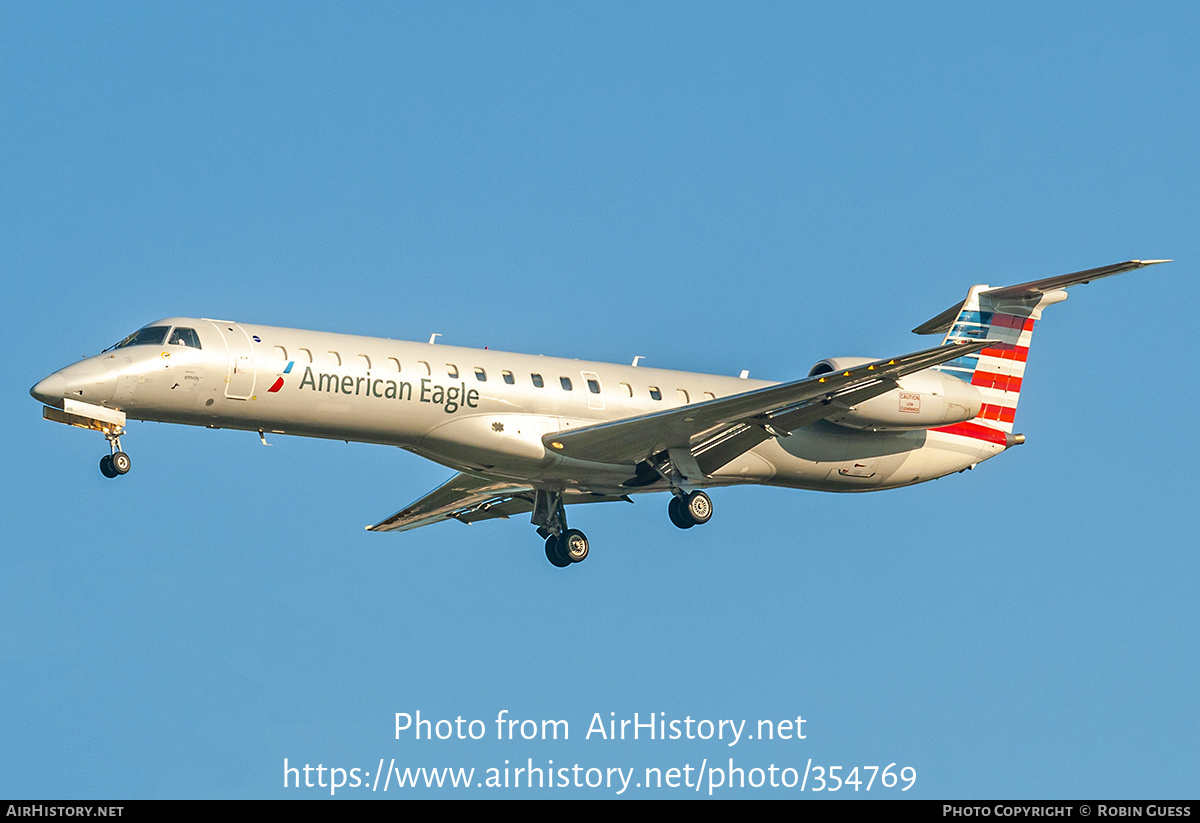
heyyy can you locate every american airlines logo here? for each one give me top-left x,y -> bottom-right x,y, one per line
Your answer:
267,361 -> 294,393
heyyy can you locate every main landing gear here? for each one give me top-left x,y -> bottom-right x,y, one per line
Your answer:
668,490 -> 712,530
544,529 -> 589,568
531,488 -> 714,567
533,490 -> 589,569
98,429 -> 131,479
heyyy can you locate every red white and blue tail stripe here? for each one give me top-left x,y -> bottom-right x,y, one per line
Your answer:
912,260 -> 1169,446
929,285 -> 1044,444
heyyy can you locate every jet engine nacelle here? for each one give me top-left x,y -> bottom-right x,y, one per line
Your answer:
807,356 -> 983,431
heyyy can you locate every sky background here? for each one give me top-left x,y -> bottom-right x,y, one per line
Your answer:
2,2 -> 1196,799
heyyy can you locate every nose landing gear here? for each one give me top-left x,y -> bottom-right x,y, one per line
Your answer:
36,398 -> 132,480
100,451 -> 131,477
99,430 -> 131,478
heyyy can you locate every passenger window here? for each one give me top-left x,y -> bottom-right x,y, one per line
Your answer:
531,373 -> 544,388
560,377 -> 573,391
502,370 -> 515,385
587,379 -> 600,394
329,351 -> 342,366
273,345 -> 287,360
620,382 -> 633,397
168,327 -> 202,349
677,389 -> 689,403
446,364 -> 459,378
474,367 -> 487,381
649,387 -> 662,400
703,391 -> 716,401
299,348 -> 313,363
418,360 -> 431,376
359,354 -> 372,370
387,357 -> 402,373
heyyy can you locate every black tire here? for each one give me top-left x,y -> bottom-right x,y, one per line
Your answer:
99,455 -> 118,478
111,451 -> 131,475
545,535 -> 571,568
668,496 -> 695,529
684,490 -> 712,525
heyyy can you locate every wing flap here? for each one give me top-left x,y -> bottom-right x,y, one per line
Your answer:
543,339 -> 990,467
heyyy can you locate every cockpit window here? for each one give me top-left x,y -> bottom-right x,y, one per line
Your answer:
112,326 -> 169,349
168,327 -> 201,349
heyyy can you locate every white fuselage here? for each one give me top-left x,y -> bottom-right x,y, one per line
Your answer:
32,317 -> 1002,497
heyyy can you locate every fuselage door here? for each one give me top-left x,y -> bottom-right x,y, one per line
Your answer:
207,321 -> 257,399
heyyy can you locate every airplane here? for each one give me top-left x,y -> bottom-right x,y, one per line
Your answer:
30,259 -> 1167,567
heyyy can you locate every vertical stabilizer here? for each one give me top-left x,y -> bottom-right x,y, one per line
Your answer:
931,286 -> 1067,437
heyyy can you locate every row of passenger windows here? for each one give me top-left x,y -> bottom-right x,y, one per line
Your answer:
274,345 -> 715,402
111,327 -> 715,403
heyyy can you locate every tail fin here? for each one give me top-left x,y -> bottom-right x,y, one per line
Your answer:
928,284 -> 1048,435
913,259 -> 1169,441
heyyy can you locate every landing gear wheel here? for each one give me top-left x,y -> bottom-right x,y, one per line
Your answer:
110,451 -> 131,475
668,496 -> 695,529
561,529 -> 589,563
545,535 -> 571,568
100,455 -> 118,478
684,490 -> 712,525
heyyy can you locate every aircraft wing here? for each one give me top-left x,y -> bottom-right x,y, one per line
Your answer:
367,472 -> 630,533
542,339 -> 991,468
366,473 -> 536,532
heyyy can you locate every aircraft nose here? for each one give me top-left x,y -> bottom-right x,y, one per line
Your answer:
31,358 -> 119,406
30,372 -> 66,405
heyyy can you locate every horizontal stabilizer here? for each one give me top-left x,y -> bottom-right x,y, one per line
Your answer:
913,259 -> 1170,335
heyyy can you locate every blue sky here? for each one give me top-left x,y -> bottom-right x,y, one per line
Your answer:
2,2 -> 1196,798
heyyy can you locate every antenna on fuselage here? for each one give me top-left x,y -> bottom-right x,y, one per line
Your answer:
632,356 -> 645,367
428,333 -> 441,345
